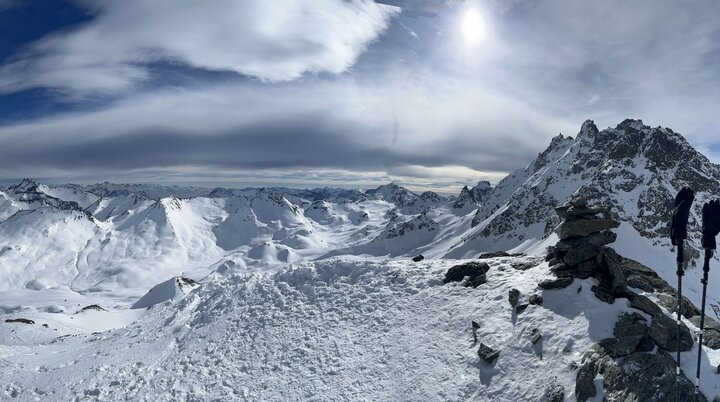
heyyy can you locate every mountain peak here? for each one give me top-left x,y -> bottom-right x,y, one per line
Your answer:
580,119 -> 599,136
616,118 -> 646,131
14,178 -> 39,192
376,182 -> 401,190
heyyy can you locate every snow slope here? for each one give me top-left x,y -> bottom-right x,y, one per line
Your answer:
0,257 -> 644,401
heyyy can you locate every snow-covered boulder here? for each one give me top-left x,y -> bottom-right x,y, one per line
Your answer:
131,277 -> 200,309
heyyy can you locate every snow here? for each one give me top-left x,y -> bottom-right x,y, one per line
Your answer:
4,118 -> 720,400
0,257 -> 634,401
130,277 -> 199,309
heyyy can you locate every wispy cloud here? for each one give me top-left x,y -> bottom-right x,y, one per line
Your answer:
0,77 -> 575,184
0,0 -> 394,95
2,0 -> 720,189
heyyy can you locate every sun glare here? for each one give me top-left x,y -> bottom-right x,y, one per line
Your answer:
461,8 -> 486,46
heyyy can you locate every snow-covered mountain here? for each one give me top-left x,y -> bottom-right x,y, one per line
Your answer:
3,119 -> 719,306
446,119 -> 720,315
5,119 -> 720,400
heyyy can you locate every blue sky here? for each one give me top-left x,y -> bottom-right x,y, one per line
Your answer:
1,0 -> 719,192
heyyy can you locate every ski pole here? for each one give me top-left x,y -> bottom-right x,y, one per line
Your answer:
696,199 -> 720,394
671,187 -> 695,402
676,240 -> 684,395
695,248 -> 711,393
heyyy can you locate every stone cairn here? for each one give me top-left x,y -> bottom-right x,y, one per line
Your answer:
540,197 -> 706,401
540,196 -> 626,302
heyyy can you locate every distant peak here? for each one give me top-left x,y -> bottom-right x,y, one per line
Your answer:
14,178 -> 39,191
616,118 -> 646,131
475,181 -> 491,190
580,120 -> 599,136
379,181 -> 400,189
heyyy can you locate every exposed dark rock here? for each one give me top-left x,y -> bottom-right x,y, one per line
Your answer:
599,313 -> 649,357
5,318 -> 35,324
649,313 -> 693,352
557,218 -> 620,240
575,361 -> 597,402
555,204 -> 609,219
77,304 -> 107,313
601,352 -> 705,402
443,262 -> 491,288
629,294 -> 661,317
542,383 -> 564,402
530,328 -> 542,344
555,230 -> 617,252
635,335 -> 655,352
575,260 -> 599,279
472,320 -> 481,329
467,275 -> 487,288
539,277 -> 574,290
613,313 -> 648,337
478,251 -> 510,259
549,262 -> 574,276
511,260 -> 539,271
411,254 -> 425,262
689,315 -> 720,350
600,248 -> 627,294
508,289 -> 520,307
569,196 -> 588,207
563,243 -> 601,266
591,285 -> 616,304
178,277 -> 198,287
621,257 -> 674,294
657,293 -> 700,319
529,294 -> 544,305
477,343 -> 500,364
516,303 -> 529,315
625,275 -> 657,293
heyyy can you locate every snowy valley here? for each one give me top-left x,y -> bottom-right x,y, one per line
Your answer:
3,120 -> 720,401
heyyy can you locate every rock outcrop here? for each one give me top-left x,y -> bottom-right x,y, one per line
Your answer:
443,262 -> 490,288
543,197 -> 707,401
477,343 -> 500,364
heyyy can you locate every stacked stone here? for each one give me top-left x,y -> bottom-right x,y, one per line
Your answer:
541,196 -> 626,302
534,197 -> 712,401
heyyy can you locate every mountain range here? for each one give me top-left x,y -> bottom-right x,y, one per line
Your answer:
3,119 -> 720,400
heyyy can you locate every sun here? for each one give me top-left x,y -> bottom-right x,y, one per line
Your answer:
461,8 -> 487,46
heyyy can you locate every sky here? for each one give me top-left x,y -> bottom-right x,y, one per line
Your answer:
0,0 -> 719,193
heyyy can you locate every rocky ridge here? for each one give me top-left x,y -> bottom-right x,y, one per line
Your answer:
455,119 -> 720,271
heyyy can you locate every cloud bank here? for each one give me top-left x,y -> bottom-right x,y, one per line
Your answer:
0,78 -> 573,188
2,0 -> 720,191
0,0 -> 393,94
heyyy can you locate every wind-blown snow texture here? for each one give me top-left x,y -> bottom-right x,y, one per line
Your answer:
0,257 -> 635,400
3,119 -> 720,400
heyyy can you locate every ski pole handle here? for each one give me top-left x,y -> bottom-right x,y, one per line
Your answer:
671,187 -> 695,246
